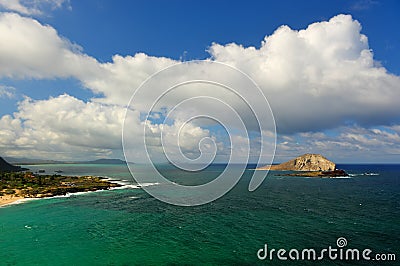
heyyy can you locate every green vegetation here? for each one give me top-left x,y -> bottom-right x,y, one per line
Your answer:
0,172 -> 120,198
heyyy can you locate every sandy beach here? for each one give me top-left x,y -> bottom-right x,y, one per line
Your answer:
0,194 -> 25,207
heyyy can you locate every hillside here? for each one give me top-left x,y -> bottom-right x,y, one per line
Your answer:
258,154 -> 336,171
0,157 -> 28,172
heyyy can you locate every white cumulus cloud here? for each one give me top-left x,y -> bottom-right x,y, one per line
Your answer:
0,12 -> 101,80
208,14 -> 400,133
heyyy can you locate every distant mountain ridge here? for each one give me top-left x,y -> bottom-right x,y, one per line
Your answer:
82,159 -> 127,165
5,157 -> 128,165
5,157 -> 61,165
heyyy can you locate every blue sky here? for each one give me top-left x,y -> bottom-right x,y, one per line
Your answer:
67,2 -> 400,64
0,0 -> 399,163
40,1 -> 400,70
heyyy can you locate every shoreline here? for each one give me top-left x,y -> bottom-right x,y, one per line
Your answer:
0,179 -> 160,208
0,181 -> 125,208
0,175 -> 126,208
0,194 -> 26,207
0,172 -> 161,208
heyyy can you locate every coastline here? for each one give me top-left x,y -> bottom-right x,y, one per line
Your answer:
0,194 -> 26,207
0,174 -> 124,208
0,178 -> 160,208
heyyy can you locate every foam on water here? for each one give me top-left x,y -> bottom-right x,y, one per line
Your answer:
348,173 -> 380,177
0,197 -> 40,207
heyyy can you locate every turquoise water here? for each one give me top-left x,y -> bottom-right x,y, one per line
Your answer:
0,164 -> 399,265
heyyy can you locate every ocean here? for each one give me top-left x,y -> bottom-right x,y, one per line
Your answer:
0,164 -> 399,265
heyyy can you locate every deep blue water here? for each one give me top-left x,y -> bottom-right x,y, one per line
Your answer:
0,164 -> 399,265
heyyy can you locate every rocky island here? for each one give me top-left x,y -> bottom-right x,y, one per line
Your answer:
0,157 -> 121,206
257,153 -> 348,178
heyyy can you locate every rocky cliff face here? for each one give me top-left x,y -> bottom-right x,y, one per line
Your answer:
258,154 -> 336,171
